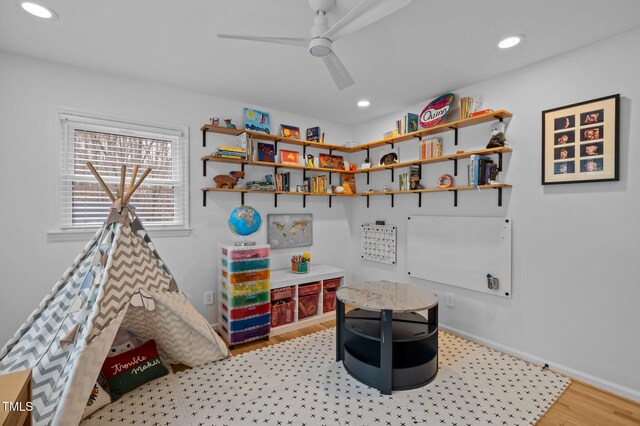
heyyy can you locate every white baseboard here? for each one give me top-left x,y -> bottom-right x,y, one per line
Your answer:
440,323 -> 640,403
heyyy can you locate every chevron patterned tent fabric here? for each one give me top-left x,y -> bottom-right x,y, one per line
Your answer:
0,206 -> 230,426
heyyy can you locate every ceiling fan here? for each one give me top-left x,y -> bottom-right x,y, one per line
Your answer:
218,0 -> 412,91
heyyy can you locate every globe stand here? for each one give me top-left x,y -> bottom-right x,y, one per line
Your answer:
235,238 -> 256,246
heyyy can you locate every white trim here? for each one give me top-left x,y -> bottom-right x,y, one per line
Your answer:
47,227 -> 191,242
439,323 -> 640,403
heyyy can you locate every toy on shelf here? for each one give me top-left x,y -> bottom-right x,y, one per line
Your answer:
214,170 -> 245,189
209,117 -> 220,126
486,121 -> 507,148
224,119 -> 237,129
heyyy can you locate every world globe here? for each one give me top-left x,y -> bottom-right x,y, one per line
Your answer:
228,205 -> 262,238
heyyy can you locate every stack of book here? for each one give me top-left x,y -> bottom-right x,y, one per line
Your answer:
304,175 -> 327,193
246,181 -> 276,191
214,145 -> 247,160
383,112 -> 418,139
459,96 -> 482,120
468,154 -> 498,186
419,137 -> 443,160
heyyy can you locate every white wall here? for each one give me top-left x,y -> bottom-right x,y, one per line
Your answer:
350,28 -> 640,400
0,51 -> 354,346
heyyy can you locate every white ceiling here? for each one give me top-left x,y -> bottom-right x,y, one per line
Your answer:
1,0 -> 639,125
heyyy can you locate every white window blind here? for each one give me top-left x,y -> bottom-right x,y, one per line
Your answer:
59,112 -> 188,230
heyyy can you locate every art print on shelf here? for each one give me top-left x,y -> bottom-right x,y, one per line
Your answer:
257,142 -> 275,163
267,214 -> 312,249
280,125 -> 301,139
318,153 -> 345,170
280,149 -> 300,165
542,94 -> 619,184
243,107 -> 271,134
306,127 -> 321,142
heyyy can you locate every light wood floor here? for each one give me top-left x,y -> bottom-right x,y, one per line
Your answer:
229,318 -> 640,426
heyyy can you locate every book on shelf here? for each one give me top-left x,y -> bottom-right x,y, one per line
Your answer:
406,113 -> 419,133
306,127 -> 321,142
478,158 -> 494,185
409,165 -> 421,190
469,108 -> 494,118
383,129 -> 398,139
459,96 -> 482,120
340,174 -> 356,194
257,142 -> 275,162
468,154 -> 492,185
419,137 -> 442,160
399,173 -> 408,191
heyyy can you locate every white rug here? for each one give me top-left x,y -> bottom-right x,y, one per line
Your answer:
83,328 -> 570,425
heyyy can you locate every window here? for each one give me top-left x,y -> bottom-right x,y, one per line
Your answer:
58,110 -> 188,232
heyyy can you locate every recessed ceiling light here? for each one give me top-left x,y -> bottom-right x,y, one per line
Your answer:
20,2 -> 57,19
357,100 -> 370,108
497,35 -> 523,49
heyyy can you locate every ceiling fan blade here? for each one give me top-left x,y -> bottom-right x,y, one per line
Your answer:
217,34 -> 308,47
322,52 -> 355,91
321,0 -> 412,41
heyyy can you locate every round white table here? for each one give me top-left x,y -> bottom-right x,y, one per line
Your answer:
336,281 -> 439,394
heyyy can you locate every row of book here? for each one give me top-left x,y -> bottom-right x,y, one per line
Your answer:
398,166 -> 422,191
384,113 -> 419,138
304,175 -> 327,193
468,154 -> 499,186
419,137 -> 443,160
459,96 -> 482,120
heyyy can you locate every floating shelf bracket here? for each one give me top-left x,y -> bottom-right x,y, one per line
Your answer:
202,190 -> 206,207
449,189 -> 458,207
498,152 -> 503,171
366,171 -> 370,184
241,192 -> 245,206
202,129 -> 207,147
497,187 -> 502,207
365,148 -> 370,162
418,192 -> 422,208
449,127 -> 459,145
202,159 -> 207,177
329,172 -> 332,186
451,159 -> 458,176
386,141 -> 395,149
329,148 -> 335,156
274,193 -> 278,208
494,115 -> 504,123
303,194 -> 307,208
366,195 -> 370,208
390,168 -> 395,182
329,196 -> 332,208
390,193 -> 394,208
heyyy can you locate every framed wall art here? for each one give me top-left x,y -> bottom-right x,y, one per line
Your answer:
542,94 -> 619,184
267,214 -> 312,249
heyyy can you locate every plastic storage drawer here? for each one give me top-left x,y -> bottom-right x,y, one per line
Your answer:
323,277 -> 342,290
223,312 -> 271,332
222,302 -> 270,320
228,280 -> 270,296
298,294 -> 319,319
323,290 -> 337,313
227,247 -> 270,260
298,282 -> 321,296
223,324 -> 271,344
223,258 -> 270,272
271,286 -> 295,302
221,291 -> 270,308
226,269 -> 270,284
271,300 -> 295,327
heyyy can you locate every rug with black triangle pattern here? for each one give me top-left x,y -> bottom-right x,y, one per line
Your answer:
83,328 -> 570,425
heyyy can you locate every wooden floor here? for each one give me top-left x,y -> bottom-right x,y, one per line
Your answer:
229,319 -> 640,426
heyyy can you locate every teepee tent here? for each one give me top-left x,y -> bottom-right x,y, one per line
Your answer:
0,163 -> 229,426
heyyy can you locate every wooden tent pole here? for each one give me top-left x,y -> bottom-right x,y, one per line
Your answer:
86,162 -> 115,201
123,167 -> 152,204
118,164 -> 127,200
127,164 -> 139,196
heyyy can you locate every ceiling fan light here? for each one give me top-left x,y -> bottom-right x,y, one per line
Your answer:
309,38 -> 332,57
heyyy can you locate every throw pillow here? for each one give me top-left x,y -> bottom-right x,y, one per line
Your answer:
82,382 -> 110,418
101,339 -> 168,400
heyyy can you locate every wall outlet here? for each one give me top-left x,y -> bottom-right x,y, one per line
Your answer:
204,291 -> 214,306
446,293 -> 455,308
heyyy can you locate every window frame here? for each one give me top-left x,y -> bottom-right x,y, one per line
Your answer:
48,107 -> 190,241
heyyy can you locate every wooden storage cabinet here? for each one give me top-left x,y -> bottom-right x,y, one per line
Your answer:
218,244 -> 271,347
269,265 -> 345,336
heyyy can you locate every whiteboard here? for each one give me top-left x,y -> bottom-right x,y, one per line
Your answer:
406,216 -> 511,298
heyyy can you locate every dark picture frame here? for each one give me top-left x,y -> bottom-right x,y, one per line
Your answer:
542,94 -> 619,184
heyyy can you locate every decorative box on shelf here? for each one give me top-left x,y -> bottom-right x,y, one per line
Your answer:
218,244 -> 271,348
269,265 -> 345,336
